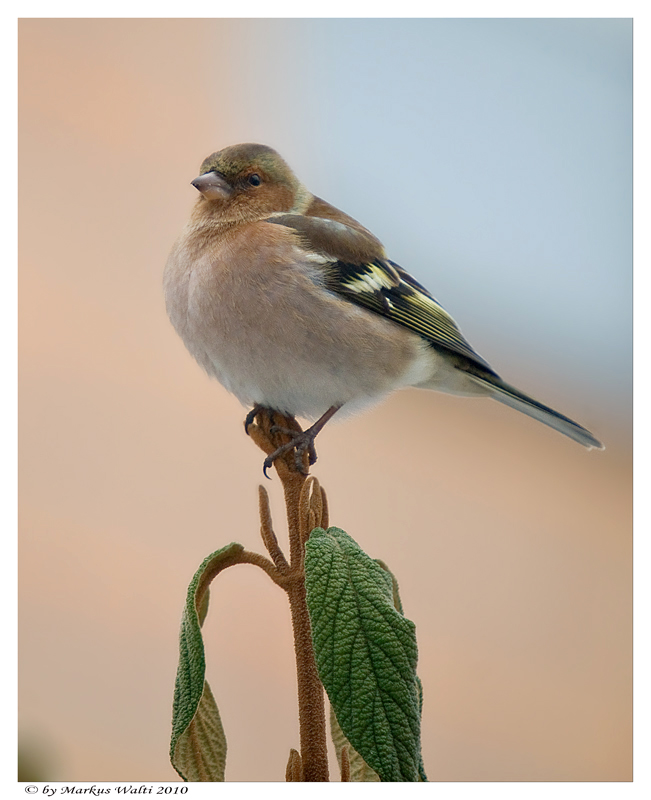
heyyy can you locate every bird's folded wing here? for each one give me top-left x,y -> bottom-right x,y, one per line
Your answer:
265,212 -> 496,374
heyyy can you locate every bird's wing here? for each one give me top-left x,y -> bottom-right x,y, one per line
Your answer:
266,208 -> 385,264
264,212 -> 496,373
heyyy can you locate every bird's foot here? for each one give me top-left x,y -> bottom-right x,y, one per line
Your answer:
243,407 -> 310,477
245,405 -> 341,478
263,427 -> 319,478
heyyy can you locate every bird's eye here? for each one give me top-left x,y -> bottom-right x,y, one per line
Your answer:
247,174 -> 262,187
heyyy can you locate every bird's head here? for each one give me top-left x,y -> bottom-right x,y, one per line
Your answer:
191,143 -> 310,221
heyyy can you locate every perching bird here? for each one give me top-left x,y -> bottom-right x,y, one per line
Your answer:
164,143 -> 603,474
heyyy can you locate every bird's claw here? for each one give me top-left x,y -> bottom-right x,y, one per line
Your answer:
247,405 -> 339,478
244,404 -> 264,434
261,429 -> 319,477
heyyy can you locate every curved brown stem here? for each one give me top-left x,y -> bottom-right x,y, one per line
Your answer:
237,549 -> 289,588
194,548 -> 288,611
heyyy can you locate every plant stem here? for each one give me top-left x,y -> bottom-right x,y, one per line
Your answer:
282,468 -> 329,781
287,579 -> 329,781
249,412 -> 330,781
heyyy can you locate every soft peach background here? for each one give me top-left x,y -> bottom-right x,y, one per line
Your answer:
19,19 -> 631,782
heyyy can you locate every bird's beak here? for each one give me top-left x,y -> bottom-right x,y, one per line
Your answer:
191,171 -> 232,201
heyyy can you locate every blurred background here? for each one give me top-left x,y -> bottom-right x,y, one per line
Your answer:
19,18 -> 631,781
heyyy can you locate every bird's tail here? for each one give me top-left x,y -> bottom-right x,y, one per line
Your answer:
463,372 -> 604,450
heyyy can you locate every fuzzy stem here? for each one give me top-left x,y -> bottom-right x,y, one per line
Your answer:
258,485 -> 290,572
281,468 -> 329,781
285,748 -> 303,781
248,412 -> 330,781
286,578 -> 329,781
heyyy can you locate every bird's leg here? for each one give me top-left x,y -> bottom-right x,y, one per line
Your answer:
263,405 -> 342,477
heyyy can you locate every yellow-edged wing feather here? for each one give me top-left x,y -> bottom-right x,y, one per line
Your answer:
265,211 -> 495,373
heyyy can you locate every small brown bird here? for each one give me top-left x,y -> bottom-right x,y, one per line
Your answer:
164,143 -> 603,474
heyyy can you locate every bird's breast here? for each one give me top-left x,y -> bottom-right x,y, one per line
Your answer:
164,221 -> 438,418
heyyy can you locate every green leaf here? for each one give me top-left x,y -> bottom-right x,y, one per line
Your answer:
377,559 -> 428,782
415,677 -> 427,782
305,528 -> 423,782
329,705 -> 380,781
171,680 -> 226,782
375,558 -> 404,614
170,542 -> 245,781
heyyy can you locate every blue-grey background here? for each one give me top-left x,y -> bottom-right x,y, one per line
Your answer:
223,18 -> 632,427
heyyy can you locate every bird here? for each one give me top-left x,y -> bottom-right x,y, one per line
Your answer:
164,143 -> 603,475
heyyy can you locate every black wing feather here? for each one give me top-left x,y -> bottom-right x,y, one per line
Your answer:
323,259 -> 496,374
265,213 -> 496,374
